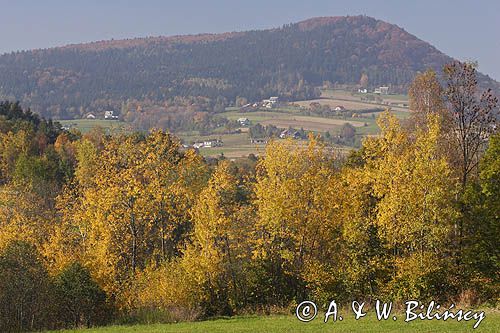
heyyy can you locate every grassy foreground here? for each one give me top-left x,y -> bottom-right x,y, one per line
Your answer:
49,312 -> 499,333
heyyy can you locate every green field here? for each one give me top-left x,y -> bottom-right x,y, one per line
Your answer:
48,313 -> 499,333
319,89 -> 410,112
223,109 -> 379,133
58,119 -> 131,133
223,110 -> 301,122
177,132 -> 264,158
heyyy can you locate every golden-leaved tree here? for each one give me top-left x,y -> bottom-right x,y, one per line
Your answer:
408,69 -> 447,129
133,160 -> 251,316
50,131 -> 208,305
253,137 -> 339,304
181,160 -> 249,315
363,112 -> 459,299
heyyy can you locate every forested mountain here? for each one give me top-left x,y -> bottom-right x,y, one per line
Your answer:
0,15 -> 498,119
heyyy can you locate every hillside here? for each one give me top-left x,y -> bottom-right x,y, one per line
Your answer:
0,15 -> 498,119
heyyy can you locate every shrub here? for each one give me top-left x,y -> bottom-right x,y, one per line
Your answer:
53,262 -> 112,328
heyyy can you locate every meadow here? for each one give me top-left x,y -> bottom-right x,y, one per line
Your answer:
318,88 -> 410,112
48,313 -> 500,333
58,119 -> 130,133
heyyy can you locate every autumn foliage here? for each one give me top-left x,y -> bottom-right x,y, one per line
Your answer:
0,63 -> 498,330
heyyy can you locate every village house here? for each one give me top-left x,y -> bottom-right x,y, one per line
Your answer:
237,117 -> 250,126
203,139 -> 223,147
192,142 -> 204,149
374,86 -> 389,95
250,138 -> 268,144
104,110 -> 119,120
193,139 -> 223,149
262,96 -> 279,109
86,113 -> 96,119
239,103 -> 254,112
279,129 -> 300,139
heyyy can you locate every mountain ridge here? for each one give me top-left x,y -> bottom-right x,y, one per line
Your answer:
0,15 -> 498,119
1,16 -> 435,53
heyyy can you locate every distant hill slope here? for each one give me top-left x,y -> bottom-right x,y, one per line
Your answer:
0,15 -> 498,119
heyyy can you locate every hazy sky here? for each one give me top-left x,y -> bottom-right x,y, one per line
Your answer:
1,0 -> 499,80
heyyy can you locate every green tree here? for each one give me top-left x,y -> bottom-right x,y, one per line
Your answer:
463,133 -> 500,283
54,262 -> 110,328
0,241 -> 52,332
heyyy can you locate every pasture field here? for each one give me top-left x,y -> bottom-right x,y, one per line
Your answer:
223,110 -> 371,131
48,312 -> 500,333
178,132 -> 249,146
223,110 -> 300,122
324,89 -> 409,103
313,88 -> 410,112
177,132 -> 264,158
259,115 -> 366,132
58,119 -> 130,133
294,98 -> 385,111
177,130 -> 356,158
198,146 -> 262,158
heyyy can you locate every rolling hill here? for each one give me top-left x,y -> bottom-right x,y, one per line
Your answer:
0,15 -> 498,119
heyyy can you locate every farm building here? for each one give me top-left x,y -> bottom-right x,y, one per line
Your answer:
374,86 -> 389,95
262,96 -> 279,109
239,103 -> 255,112
193,142 -> 204,149
237,117 -> 250,126
250,138 -> 268,144
203,139 -> 223,147
193,139 -> 223,148
279,129 -> 300,139
104,110 -> 119,120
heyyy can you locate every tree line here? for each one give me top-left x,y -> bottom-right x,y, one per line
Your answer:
0,61 -> 498,331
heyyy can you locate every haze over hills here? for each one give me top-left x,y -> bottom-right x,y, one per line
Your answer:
0,15 -> 498,120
